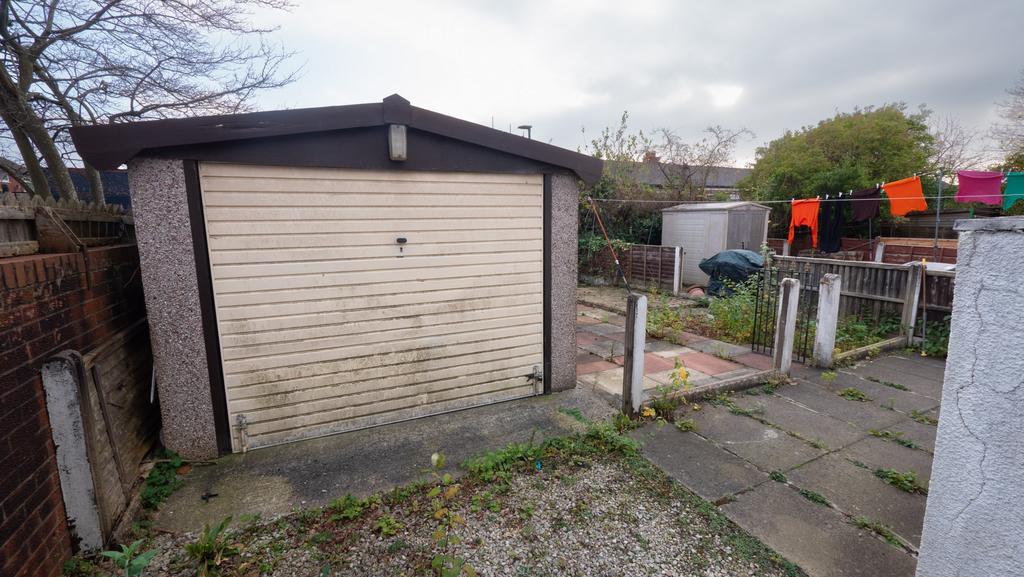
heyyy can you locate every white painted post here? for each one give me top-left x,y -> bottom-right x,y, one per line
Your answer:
874,241 -> 886,263
901,262 -> 925,346
622,293 -> 647,416
672,246 -> 682,295
812,274 -> 842,367
782,240 -> 790,256
772,278 -> 801,375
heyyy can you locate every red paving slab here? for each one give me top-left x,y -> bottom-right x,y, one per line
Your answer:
676,352 -> 743,376
734,352 -> 772,370
576,332 -> 604,346
576,315 -> 602,325
577,359 -> 619,375
667,331 -> 711,345
609,353 -> 679,374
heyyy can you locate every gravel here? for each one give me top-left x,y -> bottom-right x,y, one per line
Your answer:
116,455 -> 800,577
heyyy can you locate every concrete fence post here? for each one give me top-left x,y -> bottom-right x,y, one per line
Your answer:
672,247 -> 682,295
772,278 -> 801,375
812,273 -> 842,367
901,262 -> 925,345
916,217 -> 1024,577
874,241 -> 886,263
782,240 -> 790,256
622,293 -> 647,416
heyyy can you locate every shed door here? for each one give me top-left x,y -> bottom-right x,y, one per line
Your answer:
199,163 -> 545,451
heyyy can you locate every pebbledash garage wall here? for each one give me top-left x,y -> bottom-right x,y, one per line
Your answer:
72,94 -> 600,460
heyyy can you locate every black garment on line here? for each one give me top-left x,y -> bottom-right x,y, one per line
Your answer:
818,200 -> 844,253
851,186 -> 882,222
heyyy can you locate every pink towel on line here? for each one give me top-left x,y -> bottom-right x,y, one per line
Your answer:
956,170 -> 1003,205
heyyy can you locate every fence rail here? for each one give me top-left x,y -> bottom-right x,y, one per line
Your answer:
1,193 -> 134,257
582,243 -> 683,294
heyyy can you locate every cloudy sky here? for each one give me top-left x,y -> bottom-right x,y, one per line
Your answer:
251,0 -> 1024,166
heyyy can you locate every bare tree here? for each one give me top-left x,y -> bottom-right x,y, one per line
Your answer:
0,0 -> 297,202
653,125 -> 753,199
929,113 -> 986,173
992,70 -> 1024,160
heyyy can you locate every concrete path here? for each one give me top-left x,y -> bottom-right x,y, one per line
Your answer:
154,387 -> 613,533
576,303 -> 768,403
634,352 -> 943,577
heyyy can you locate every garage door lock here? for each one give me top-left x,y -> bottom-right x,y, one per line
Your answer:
528,365 -> 544,391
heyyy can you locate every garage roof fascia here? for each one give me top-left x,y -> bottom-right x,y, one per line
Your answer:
70,94 -> 603,184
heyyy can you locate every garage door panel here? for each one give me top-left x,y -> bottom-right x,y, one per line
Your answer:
229,343 -> 542,400
244,378 -> 537,440
211,248 -> 543,279
201,163 -> 545,451
221,300 -> 542,348
222,321 -> 543,374
214,275 -> 542,312
221,308 -> 542,360
212,259 -> 542,294
233,363 -> 540,421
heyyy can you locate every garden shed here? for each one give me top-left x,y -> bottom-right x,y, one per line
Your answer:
661,201 -> 770,286
71,94 -> 601,459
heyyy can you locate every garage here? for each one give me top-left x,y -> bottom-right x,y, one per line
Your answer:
71,94 -> 601,458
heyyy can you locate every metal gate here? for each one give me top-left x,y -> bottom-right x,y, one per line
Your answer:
750,265 -> 816,364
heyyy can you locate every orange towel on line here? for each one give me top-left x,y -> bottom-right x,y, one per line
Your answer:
882,176 -> 928,216
788,198 -> 820,248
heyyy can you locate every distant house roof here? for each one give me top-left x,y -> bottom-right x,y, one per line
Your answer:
70,94 -> 603,184
608,160 -> 751,189
8,168 -> 131,207
662,201 -> 769,213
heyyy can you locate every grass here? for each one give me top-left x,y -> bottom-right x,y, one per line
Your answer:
867,376 -> 909,391
798,489 -> 830,507
837,387 -> 872,402
909,410 -> 938,426
869,429 -> 921,451
769,470 -> 787,483
852,516 -> 905,549
873,468 -> 928,495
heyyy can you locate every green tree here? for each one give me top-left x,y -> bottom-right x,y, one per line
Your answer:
740,104 -> 935,229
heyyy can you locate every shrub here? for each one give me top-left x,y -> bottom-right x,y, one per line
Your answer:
184,517 -> 239,577
99,540 -> 156,577
141,449 -> 184,510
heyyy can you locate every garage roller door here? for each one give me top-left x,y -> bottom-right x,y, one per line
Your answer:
199,163 -> 545,451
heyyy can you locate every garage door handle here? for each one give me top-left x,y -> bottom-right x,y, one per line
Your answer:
396,237 -> 407,244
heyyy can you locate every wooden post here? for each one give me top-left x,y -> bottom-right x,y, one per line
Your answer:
772,278 -> 801,375
900,262 -> 925,345
622,293 -> 647,416
874,241 -> 886,263
672,246 -> 682,295
812,274 -> 842,367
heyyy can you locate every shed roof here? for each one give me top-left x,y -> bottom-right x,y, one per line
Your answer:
662,201 -> 770,213
70,94 -> 603,184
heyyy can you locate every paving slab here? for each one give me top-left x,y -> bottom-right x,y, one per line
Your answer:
575,314 -> 602,325
610,352 -> 677,374
810,371 -> 941,415
850,360 -> 943,399
887,415 -> 939,453
577,359 -> 618,376
662,330 -> 709,345
863,353 -> 946,383
839,436 -> 934,484
632,423 -> 766,503
687,406 -> 826,471
677,351 -> 743,376
579,323 -> 627,337
734,352 -> 773,370
731,394 -> 866,451
721,481 -> 918,577
576,331 -> 605,346
786,451 -> 928,548
646,367 -> 712,387
775,381 -> 906,431
644,339 -> 687,353
686,339 -> 751,359
578,338 -> 624,359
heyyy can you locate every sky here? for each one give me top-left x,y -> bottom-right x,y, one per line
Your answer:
249,0 -> 1024,167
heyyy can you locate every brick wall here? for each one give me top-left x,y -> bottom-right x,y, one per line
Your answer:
0,244 -> 145,577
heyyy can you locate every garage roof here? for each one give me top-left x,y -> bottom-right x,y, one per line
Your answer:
662,201 -> 770,213
70,94 -> 603,184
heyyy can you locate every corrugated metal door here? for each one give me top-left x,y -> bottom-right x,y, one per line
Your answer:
198,163 -> 544,451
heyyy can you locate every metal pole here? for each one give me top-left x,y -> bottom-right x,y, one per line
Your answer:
934,171 -> 943,251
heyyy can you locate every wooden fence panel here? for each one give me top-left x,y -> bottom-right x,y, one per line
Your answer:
1,193 -> 133,256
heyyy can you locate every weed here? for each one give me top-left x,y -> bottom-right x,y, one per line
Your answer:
798,489 -> 830,506
374,515 -> 404,537
820,371 -> 837,384
426,452 -> 476,577
867,376 -> 908,391
184,517 -> 239,577
328,494 -> 371,522
470,491 -> 501,514
852,516 -> 904,549
463,436 -> 544,483
99,540 -> 156,577
558,407 -> 588,424
910,410 -> 938,426
675,418 -> 696,432
869,430 -> 920,450
141,449 -> 184,510
238,513 -> 261,525
387,539 -> 409,553
837,387 -> 871,402
769,470 -> 787,483
918,315 -> 951,358
873,468 -> 928,495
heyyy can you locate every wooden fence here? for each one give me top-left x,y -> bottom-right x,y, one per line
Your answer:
582,243 -> 683,293
768,236 -> 959,264
1,193 -> 134,257
774,255 -> 954,324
